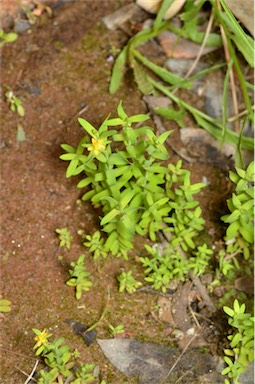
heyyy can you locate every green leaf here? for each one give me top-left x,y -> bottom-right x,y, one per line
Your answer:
0,299 -> 11,313
16,124 -> 26,142
17,104 -> 25,117
61,144 -> 76,153
230,333 -> 242,347
223,209 -> 241,223
149,77 -> 254,150
239,227 -> 253,243
224,306 -> 234,317
132,58 -> 154,95
153,0 -> 174,32
101,209 -> 120,226
4,32 -> 18,43
225,221 -> 239,238
105,118 -> 124,126
108,153 -> 128,165
109,46 -> 128,94
78,118 -> 97,137
133,49 -> 192,88
77,177 -> 93,188
156,105 -> 186,128
60,153 -> 77,160
219,0 -> 254,67
66,159 -> 79,178
128,114 -> 149,123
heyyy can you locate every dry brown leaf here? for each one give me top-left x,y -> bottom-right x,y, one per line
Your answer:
157,31 -> 218,58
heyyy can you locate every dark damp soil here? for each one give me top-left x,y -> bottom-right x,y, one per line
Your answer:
0,1 -> 251,384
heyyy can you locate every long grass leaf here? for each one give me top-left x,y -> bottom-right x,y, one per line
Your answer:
131,58 -> 154,95
226,37 -> 253,117
221,58 -> 233,144
168,63 -> 226,91
133,49 -> 192,88
153,0 -> 175,32
109,46 -> 128,94
219,0 -> 254,67
149,77 -> 254,150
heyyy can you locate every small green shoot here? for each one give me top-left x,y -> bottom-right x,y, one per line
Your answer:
0,298 -> 11,313
140,243 -> 212,292
83,231 -> 107,259
117,271 -> 142,293
222,299 -> 254,384
0,29 -> 18,48
66,254 -> 93,299
32,329 -> 102,383
5,90 -> 25,117
109,324 -> 125,337
56,227 -> 73,249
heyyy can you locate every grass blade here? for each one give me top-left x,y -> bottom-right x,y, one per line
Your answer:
149,77 -> 254,150
109,46 -> 128,94
153,0 -> 175,32
133,49 -> 192,88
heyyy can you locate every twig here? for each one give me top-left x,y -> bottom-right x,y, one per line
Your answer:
189,272 -> 216,313
161,332 -> 198,383
0,347 -> 37,360
228,105 -> 255,122
14,366 -> 36,383
188,301 -> 201,329
24,360 -> 39,384
191,311 -> 216,325
85,288 -> 110,332
175,370 -> 193,383
184,11 -> 214,79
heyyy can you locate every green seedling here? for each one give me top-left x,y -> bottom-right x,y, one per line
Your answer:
5,90 -> 25,117
222,299 -> 254,384
60,102 -> 206,258
83,230 -> 107,259
0,29 -> 18,48
117,271 -> 142,293
109,324 -> 125,337
221,161 -> 254,259
140,242 -> 212,292
0,298 -> 11,313
66,254 -> 93,299
33,329 -> 103,383
71,363 -> 97,383
56,227 -> 73,249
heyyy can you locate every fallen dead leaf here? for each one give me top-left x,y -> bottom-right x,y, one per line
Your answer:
158,296 -> 175,325
157,31 -> 218,58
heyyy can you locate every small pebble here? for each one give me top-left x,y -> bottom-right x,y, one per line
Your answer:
15,19 -> 31,33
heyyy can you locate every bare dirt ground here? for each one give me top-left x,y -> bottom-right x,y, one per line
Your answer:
0,1 -> 252,383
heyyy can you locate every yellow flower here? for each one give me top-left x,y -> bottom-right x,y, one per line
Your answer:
88,137 -> 106,156
34,329 -> 50,348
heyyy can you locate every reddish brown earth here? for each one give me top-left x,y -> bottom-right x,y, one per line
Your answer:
0,1 -> 247,383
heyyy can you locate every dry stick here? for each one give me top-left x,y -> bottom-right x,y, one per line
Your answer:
24,360 -> 39,384
0,347 -> 38,360
228,105 -> 255,122
216,0 -> 239,133
15,367 -> 36,383
161,332 -> 199,383
184,11 -> 214,79
171,10 -> 214,97
189,271 -> 216,313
